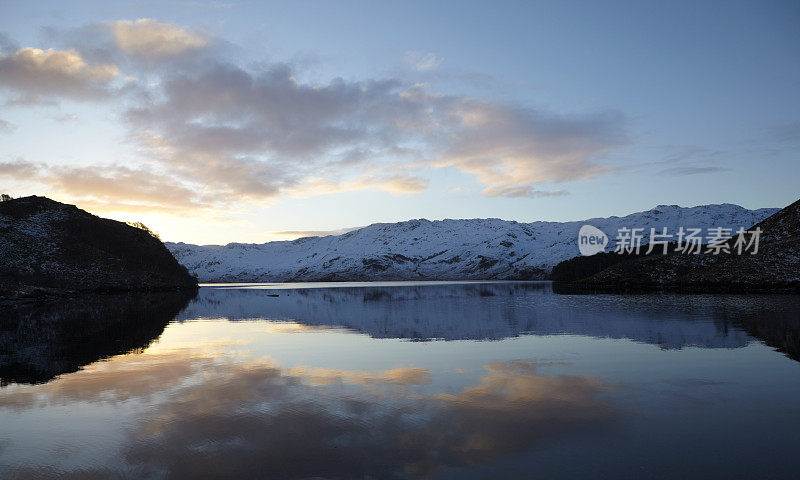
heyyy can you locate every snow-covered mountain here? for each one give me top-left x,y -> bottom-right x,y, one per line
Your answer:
166,204 -> 778,282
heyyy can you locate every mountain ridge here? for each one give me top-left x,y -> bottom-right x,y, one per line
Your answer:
167,203 -> 778,282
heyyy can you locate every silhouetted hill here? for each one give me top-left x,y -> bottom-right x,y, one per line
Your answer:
555,198 -> 800,292
0,196 -> 197,301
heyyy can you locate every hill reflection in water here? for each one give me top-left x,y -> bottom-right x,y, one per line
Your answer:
179,282 -> 800,356
1,282 -> 800,479
0,291 -> 195,385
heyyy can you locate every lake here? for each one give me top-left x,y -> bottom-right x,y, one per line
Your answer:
1,281 -> 799,479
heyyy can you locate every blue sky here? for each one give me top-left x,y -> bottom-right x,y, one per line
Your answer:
1,0 -> 798,244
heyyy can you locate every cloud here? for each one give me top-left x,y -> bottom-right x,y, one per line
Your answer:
769,122 -> 800,142
110,19 -> 209,60
404,51 -> 444,71
0,32 -> 18,54
54,113 -> 78,122
3,93 -> 59,106
121,59 -> 624,206
659,166 -> 732,176
0,22 -> 628,213
0,47 -> 118,100
0,118 -> 15,133
481,185 -> 569,198
0,159 -> 210,214
0,159 -> 37,177
272,226 -> 365,238
289,174 -> 429,198
436,101 -> 625,195
44,165 -> 205,210
123,63 -> 430,201
619,145 -> 729,178
655,145 -> 725,164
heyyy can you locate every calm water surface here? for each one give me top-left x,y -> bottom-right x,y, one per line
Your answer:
1,281 -> 799,479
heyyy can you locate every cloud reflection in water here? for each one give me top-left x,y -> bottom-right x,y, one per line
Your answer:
1,343 -> 618,479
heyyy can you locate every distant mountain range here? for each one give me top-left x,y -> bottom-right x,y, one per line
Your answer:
166,204 -> 778,282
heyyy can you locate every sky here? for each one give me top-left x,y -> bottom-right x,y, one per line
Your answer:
0,0 -> 798,245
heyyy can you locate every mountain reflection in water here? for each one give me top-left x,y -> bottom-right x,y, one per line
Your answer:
180,282 -> 800,354
1,282 -> 799,479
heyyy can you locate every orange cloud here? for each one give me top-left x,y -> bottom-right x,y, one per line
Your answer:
0,47 -> 117,100
110,19 -> 208,59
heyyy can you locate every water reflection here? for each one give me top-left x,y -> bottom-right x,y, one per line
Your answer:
2,344 -> 619,479
1,282 -> 800,479
719,305 -> 800,361
129,359 -> 615,479
0,291 -> 194,385
179,283 -> 800,353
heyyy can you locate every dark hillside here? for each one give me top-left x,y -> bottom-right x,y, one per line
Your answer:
552,198 -> 800,293
0,196 -> 197,300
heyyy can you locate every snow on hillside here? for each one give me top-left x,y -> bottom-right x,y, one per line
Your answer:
166,204 -> 778,282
